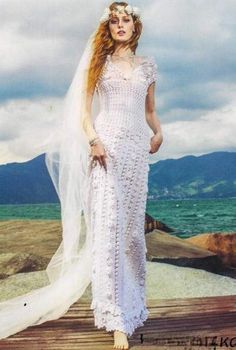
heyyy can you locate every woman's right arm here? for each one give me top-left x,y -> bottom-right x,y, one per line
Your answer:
82,89 -> 99,141
82,88 -> 108,171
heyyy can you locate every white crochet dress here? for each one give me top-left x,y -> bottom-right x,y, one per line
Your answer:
86,53 -> 158,337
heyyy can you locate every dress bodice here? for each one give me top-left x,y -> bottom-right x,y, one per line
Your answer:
95,54 -> 158,124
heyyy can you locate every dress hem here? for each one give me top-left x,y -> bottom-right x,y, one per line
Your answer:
90,300 -> 149,337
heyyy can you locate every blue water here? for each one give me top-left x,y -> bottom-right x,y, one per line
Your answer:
147,198 -> 236,238
0,198 -> 235,238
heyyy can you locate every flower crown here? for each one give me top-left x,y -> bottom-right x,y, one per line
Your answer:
100,4 -> 141,23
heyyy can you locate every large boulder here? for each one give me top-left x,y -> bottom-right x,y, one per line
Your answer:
186,232 -> 236,268
145,230 -> 236,278
0,270 -> 48,302
145,212 -> 174,233
0,252 -> 49,279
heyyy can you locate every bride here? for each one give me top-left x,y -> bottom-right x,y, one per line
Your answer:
0,2 -> 163,350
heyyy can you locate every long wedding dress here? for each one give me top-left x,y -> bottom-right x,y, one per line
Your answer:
86,53 -> 157,336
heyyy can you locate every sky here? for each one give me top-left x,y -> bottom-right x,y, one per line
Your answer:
0,0 -> 236,163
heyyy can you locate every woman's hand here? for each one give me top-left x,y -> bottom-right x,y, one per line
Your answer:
90,140 -> 108,172
149,132 -> 163,154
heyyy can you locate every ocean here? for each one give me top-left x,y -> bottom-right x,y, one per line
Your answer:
0,198 -> 235,239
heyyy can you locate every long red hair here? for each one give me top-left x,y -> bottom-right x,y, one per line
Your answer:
86,1 -> 143,94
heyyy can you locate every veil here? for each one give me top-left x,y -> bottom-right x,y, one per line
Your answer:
0,27 -> 99,339
0,21 -> 159,340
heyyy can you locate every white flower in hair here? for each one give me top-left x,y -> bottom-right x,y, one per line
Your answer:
116,5 -> 125,13
125,5 -> 133,15
125,4 -> 141,17
132,6 -> 141,17
99,4 -> 141,23
99,7 -> 111,23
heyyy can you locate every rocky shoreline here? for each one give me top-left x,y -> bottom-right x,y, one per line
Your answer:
0,218 -> 235,302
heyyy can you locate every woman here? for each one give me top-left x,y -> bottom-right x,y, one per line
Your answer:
83,2 -> 163,348
0,2 -> 163,349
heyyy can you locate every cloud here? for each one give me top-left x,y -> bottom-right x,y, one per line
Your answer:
157,102 -> 236,160
0,97 -> 63,164
1,96 -> 235,164
0,0 -> 236,161
0,0 -> 107,100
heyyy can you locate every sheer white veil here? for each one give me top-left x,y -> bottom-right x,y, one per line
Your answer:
0,14 -> 159,340
0,27 -> 100,339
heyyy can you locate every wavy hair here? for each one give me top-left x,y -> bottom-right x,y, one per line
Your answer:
86,1 -> 143,94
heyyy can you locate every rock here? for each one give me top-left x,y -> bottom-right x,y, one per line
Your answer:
145,212 -> 174,233
186,232 -> 236,268
145,229 -> 236,278
0,268 -> 92,303
0,220 -> 62,260
0,252 -> 49,279
146,261 -> 236,299
1,262 -> 235,303
0,270 -> 48,302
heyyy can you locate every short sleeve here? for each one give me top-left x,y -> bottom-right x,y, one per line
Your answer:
146,55 -> 158,87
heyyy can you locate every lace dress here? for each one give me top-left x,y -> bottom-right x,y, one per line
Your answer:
86,53 -> 158,337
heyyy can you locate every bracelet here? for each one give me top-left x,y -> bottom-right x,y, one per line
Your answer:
89,136 -> 100,146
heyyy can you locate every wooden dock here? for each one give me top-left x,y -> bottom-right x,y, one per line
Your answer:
0,295 -> 235,349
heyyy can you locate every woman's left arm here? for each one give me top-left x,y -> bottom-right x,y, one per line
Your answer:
145,82 -> 163,154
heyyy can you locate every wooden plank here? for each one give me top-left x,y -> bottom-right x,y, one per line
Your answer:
0,295 -> 235,349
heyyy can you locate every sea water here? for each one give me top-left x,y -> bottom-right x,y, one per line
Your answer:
0,198 -> 235,238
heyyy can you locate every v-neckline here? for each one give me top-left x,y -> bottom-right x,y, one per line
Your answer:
107,54 -> 145,80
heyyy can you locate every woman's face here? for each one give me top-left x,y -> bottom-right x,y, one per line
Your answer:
108,11 -> 135,42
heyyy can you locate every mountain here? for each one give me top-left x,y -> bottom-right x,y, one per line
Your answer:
0,151 -> 235,204
148,151 -> 236,199
0,154 -> 58,204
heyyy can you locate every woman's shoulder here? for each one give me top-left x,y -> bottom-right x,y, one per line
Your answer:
145,55 -> 157,65
136,54 -> 157,67
138,55 -> 158,86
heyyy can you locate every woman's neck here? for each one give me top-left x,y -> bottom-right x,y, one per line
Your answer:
112,46 -> 134,58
